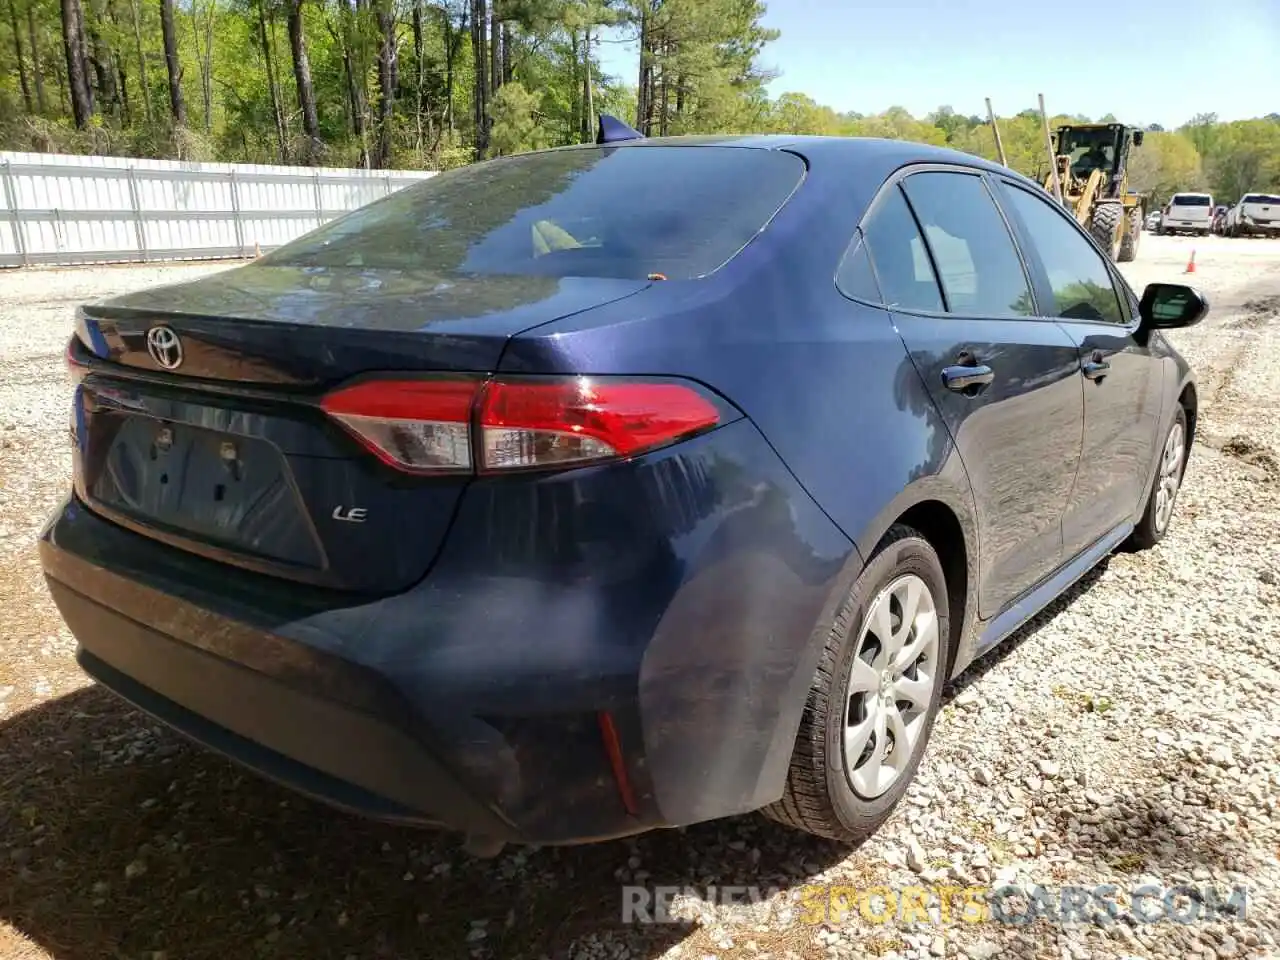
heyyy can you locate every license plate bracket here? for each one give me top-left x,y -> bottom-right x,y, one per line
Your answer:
90,415 -> 322,567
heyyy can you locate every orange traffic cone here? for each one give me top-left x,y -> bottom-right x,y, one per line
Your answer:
1184,249 -> 1196,274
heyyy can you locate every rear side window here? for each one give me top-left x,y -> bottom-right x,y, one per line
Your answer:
262,146 -> 805,280
1171,195 -> 1211,206
900,172 -> 1035,317
835,233 -> 882,303
861,187 -> 945,312
999,183 -> 1125,325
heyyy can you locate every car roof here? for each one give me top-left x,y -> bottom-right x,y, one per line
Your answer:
538,134 -> 1046,193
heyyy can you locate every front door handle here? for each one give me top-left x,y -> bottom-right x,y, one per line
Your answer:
1082,351 -> 1110,381
941,364 -> 995,394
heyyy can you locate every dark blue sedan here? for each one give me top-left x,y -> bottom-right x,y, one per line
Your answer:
43,126 -> 1205,854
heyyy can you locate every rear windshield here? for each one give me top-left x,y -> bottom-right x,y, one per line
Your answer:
1171,195 -> 1211,206
262,146 -> 806,280
1243,194 -> 1280,205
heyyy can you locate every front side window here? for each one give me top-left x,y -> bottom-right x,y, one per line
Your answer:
900,172 -> 1036,317
999,182 -> 1126,325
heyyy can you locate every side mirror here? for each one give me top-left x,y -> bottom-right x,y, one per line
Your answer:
1139,283 -> 1209,329
1133,130 -> 1145,146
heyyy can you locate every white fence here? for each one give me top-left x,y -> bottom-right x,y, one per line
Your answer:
0,151 -> 436,268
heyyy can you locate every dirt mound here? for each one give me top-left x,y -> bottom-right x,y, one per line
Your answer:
1230,296 -> 1280,329
1221,434 -> 1280,477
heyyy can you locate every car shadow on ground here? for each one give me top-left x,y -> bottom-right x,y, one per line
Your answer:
5,555 -> 1232,960
0,682 -> 856,960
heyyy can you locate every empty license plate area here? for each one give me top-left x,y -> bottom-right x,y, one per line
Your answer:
89,413 -> 324,568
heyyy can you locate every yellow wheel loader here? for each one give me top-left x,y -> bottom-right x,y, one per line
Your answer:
1042,123 -> 1145,263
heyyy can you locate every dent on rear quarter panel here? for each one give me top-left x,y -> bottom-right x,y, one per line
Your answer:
380,420 -> 855,830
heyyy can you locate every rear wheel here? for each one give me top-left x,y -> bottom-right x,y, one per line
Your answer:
1090,202 -> 1123,260
762,526 -> 949,842
1117,207 -> 1142,262
1128,407 -> 1188,550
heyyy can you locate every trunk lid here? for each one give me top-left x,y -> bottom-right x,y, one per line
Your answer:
83,263 -> 650,384
73,263 -> 650,594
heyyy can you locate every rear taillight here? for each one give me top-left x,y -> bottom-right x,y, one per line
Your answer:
320,375 -> 731,475
477,378 -> 721,473
320,378 -> 479,474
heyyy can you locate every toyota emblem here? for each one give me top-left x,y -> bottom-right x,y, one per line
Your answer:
146,325 -> 184,370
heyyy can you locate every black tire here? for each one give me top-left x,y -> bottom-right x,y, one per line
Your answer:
1117,207 -> 1142,262
1128,406 -> 1189,551
1090,202 -> 1123,260
761,525 -> 950,842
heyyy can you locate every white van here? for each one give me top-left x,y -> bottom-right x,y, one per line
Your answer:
1159,193 -> 1213,236
1225,192 -> 1280,238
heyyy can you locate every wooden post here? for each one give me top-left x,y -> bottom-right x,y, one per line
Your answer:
984,97 -> 1008,168
1039,93 -> 1063,205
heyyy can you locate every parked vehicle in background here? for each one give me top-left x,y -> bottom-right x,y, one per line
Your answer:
1211,205 -> 1230,235
1145,211 -> 1161,232
43,129 -> 1207,855
1226,193 -> 1280,237
1158,193 -> 1214,236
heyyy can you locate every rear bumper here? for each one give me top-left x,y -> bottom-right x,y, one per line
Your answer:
41,419 -> 857,845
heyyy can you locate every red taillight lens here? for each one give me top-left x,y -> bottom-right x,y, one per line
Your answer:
319,375 -> 726,475
320,377 -> 479,474
478,378 -> 721,473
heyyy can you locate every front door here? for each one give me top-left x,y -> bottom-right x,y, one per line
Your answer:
995,179 -> 1162,557
861,169 -> 1085,618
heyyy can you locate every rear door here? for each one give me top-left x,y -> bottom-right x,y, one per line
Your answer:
996,179 -> 1162,556
862,168 -> 1085,617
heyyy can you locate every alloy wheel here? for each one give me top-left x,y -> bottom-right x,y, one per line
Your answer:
1154,420 -> 1185,533
842,574 -> 940,799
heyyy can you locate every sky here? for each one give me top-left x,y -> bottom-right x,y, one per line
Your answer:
595,0 -> 1280,130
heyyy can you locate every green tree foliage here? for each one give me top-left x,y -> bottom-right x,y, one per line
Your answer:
488,78 -> 543,154
1127,131 -> 1206,203
0,0 -> 1275,207
1196,119 -> 1280,205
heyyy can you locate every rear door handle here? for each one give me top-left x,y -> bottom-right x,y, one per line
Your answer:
940,364 -> 995,394
1082,352 -> 1110,381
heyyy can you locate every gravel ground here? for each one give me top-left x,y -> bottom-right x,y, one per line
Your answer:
1,236 -> 1279,960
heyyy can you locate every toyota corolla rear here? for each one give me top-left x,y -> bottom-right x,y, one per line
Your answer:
40,142 -> 856,849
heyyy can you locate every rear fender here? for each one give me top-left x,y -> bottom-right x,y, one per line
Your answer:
708,469 -> 981,816
853,471 -> 983,678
